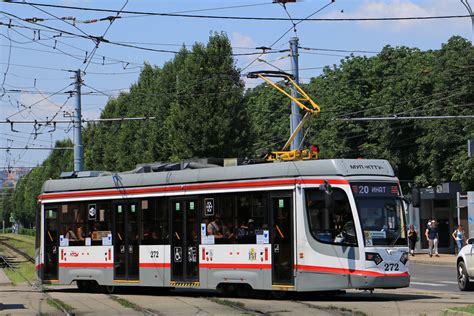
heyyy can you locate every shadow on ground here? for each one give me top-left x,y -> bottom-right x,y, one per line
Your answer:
45,284 -> 440,302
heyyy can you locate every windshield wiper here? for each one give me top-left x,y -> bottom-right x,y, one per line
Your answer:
390,230 -> 401,246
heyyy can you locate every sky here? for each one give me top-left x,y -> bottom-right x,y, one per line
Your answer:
0,0 -> 472,171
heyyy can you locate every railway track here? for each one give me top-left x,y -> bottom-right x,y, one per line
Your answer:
0,237 -> 35,264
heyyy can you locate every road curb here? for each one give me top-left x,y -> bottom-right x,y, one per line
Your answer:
410,259 -> 456,267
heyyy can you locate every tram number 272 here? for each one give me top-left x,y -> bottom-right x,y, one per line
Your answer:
384,263 -> 399,271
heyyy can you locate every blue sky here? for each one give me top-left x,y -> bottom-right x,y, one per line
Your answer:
0,0 -> 472,170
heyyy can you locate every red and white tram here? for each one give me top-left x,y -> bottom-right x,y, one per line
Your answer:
36,158 -> 409,293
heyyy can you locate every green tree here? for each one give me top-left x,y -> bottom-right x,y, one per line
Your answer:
165,32 -> 250,160
11,140 -> 73,227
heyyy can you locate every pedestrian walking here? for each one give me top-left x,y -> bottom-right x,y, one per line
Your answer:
452,224 -> 466,254
408,224 -> 418,256
425,220 -> 439,257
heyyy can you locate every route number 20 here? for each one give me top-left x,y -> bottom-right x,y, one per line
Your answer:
384,263 -> 399,271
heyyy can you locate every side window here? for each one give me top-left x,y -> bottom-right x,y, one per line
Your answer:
306,188 -> 357,246
203,194 -> 235,244
202,192 -> 269,245
142,198 -> 169,245
59,203 -> 85,246
88,202 -> 112,246
235,193 -> 268,244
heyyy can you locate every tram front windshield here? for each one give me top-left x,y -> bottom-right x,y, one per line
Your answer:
352,183 -> 407,246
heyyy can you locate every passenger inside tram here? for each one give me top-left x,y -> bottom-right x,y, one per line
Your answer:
65,226 -> 78,240
207,216 -> 224,239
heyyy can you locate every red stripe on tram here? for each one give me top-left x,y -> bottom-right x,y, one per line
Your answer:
139,263 -> 171,268
298,179 -> 349,185
59,262 -> 114,268
296,265 -> 409,277
39,178 -> 349,200
199,263 -> 272,269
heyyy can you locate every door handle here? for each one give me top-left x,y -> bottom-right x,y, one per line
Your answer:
128,245 -> 133,254
274,244 -> 280,253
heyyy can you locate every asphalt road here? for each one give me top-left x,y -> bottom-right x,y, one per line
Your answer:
409,261 -> 460,292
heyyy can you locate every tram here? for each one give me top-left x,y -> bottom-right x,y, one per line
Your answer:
36,158 -> 410,293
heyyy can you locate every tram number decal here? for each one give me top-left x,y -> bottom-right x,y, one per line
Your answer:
383,263 -> 399,271
150,251 -> 159,258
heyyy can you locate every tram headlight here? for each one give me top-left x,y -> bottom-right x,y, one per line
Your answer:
399,252 -> 409,265
365,252 -> 383,265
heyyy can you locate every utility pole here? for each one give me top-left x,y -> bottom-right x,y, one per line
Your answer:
73,70 -> 83,172
289,37 -> 302,150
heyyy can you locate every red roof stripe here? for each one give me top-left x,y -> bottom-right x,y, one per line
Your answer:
39,178 -> 349,200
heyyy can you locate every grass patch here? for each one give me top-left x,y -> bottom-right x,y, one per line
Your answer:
3,260 -> 36,285
207,297 -> 245,309
46,298 -> 74,313
0,244 -> 36,285
449,304 -> 474,314
109,294 -> 147,312
1,233 -> 35,258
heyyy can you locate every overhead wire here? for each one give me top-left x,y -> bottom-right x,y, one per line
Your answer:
82,0 -> 129,72
241,0 -> 334,73
7,2 -> 474,22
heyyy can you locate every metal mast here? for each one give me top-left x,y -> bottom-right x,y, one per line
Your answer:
73,70 -> 83,172
289,37 -> 302,150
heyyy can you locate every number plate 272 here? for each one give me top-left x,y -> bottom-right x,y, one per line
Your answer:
383,263 -> 399,271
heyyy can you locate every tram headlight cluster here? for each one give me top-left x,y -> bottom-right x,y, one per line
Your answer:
365,252 -> 383,265
399,252 -> 409,265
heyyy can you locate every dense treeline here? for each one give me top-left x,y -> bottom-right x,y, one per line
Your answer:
1,140 -> 73,227
3,34 -> 473,225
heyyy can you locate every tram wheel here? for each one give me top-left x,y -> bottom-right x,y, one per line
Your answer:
269,290 -> 287,300
76,280 -> 91,292
235,284 -> 252,298
103,285 -> 115,294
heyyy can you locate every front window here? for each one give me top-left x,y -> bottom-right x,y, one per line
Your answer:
352,182 -> 407,246
306,188 -> 357,246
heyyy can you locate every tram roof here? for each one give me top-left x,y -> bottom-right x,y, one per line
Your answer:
41,159 -> 395,194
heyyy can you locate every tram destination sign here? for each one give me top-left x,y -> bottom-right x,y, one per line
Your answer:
351,182 -> 399,196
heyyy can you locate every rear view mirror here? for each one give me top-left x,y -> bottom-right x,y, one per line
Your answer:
468,238 -> 474,245
319,181 -> 334,210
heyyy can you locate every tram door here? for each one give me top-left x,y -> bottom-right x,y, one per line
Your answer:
271,195 -> 294,286
43,207 -> 59,281
114,202 -> 140,281
171,199 -> 199,282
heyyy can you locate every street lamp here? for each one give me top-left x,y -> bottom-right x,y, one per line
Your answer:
461,0 -> 474,41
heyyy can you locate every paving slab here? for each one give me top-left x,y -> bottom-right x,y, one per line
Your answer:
114,292 -> 245,315
410,253 -> 457,267
297,288 -> 474,316
0,269 -> 11,286
46,285 -> 142,315
0,284 -> 57,315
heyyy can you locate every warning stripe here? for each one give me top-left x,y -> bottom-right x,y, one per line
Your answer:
169,281 -> 200,287
39,178 -> 349,201
296,264 -> 409,277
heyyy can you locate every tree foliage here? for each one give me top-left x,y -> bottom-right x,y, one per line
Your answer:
9,140 -> 73,227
